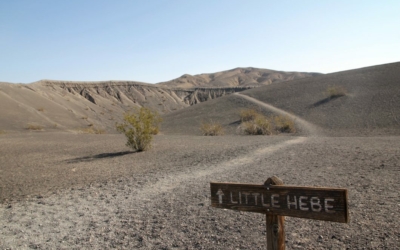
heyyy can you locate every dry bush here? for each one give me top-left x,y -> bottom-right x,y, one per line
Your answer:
37,107 -> 45,112
0,130 -> 5,135
26,123 -> 43,131
238,111 -> 296,135
240,116 -> 273,135
325,85 -> 347,98
274,115 -> 296,133
79,127 -> 106,134
116,107 -> 162,151
239,108 -> 260,122
200,121 -> 225,136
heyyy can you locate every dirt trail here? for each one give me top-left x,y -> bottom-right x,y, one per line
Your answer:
135,137 -> 307,200
235,92 -> 323,136
1,134 -> 399,249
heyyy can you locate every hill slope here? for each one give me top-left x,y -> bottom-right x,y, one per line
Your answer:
161,62 -> 400,136
0,80 -> 250,133
157,67 -> 321,88
0,67 -> 320,133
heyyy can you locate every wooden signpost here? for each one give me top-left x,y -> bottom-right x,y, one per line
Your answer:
210,176 -> 349,250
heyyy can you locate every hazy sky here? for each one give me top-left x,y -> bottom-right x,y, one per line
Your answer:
1,0 -> 399,83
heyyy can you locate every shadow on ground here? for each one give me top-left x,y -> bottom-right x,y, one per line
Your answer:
65,151 -> 135,163
310,95 -> 343,108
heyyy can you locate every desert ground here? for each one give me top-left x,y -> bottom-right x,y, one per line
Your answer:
1,63 -> 399,249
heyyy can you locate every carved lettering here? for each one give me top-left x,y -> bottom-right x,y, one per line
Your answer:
287,195 -> 297,209
299,196 -> 309,211
324,198 -> 335,213
252,193 -> 260,205
271,194 -> 280,208
261,194 -> 270,207
242,192 -> 250,204
310,197 -> 322,212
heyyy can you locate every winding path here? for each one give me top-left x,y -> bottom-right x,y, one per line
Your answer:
234,92 -> 323,137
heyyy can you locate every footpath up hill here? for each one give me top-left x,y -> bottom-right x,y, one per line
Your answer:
161,62 -> 400,136
244,62 -> 400,136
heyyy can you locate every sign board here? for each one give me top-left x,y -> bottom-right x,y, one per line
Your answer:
210,182 -> 349,223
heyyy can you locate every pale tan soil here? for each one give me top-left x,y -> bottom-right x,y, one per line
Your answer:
157,67 -> 320,88
0,133 -> 399,249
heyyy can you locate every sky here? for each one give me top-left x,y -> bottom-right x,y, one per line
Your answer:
1,0 -> 399,84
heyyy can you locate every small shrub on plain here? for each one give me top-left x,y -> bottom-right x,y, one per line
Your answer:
239,108 -> 260,122
26,123 -> 43,131
274,115 -> 296,133
79,127 -> 106,134
240,116 -> 273,135
238,110 -> 296,135
200,121 -> 225,136
325,86 -> 347,98
116,107 -> 162,151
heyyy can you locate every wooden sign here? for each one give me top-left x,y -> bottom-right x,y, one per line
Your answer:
210,181 -> 349,223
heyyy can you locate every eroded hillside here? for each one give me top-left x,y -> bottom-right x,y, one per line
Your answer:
0,66 -> 322,133
0,80 -> 251,133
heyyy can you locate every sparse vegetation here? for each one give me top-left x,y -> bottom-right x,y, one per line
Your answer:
200,121 -> 225,136
37,107 -> 45,112
238,109 -> 296,135
78,126 -> 106,134
239,108 -> 259,122
273,115 -> 296,133
26,123 -> 43,131
325,85 -> 347,98
240,116 -> 273,135
116,107 -> 162,151
0,130 -> 5,135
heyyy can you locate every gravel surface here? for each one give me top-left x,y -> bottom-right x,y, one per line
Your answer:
1,133 -> 399,249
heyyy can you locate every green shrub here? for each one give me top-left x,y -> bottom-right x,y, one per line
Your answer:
116,107 -> 162,151
325,85 -> 347,98
200,121 -> 224,136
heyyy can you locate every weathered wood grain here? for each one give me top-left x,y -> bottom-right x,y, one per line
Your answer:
210,182 -> 349,223
265,176 -> 285,250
